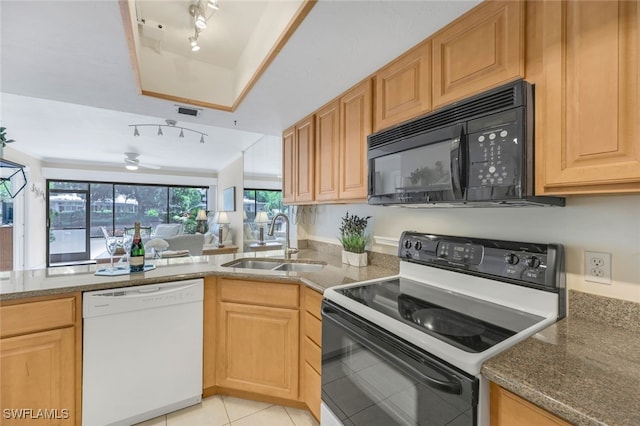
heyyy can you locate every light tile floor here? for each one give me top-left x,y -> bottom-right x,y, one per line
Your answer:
135,395 -> 319,426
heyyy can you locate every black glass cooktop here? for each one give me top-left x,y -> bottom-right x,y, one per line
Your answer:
336,277 -> 544,353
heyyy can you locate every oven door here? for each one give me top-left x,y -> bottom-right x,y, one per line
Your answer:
321,300 -> 478,426
367,124 -> 465,205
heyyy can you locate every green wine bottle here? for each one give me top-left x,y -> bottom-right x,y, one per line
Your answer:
129,222 -> 145,273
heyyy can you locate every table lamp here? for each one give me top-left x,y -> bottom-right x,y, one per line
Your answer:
196,209 -> 207,234
254,211 -> 270,245
216,211 -> 230,248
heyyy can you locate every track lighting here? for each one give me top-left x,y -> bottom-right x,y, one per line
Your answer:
195,13 -> 207,29
129,119 -> 207,143
187,1 -> 219,52
189,36 -> 200,52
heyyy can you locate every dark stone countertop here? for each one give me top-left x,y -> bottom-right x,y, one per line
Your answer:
483,296 -> 640,426
0,248 -> 399,301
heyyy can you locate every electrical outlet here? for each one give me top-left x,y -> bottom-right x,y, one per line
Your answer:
584,251 -> 611,284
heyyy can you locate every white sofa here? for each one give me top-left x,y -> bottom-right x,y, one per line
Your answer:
145,223 -> 204,256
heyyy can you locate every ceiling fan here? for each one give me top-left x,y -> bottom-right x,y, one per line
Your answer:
124,152 -> 160,171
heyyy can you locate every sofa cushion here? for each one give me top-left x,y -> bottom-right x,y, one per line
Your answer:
154,223 -> 182,238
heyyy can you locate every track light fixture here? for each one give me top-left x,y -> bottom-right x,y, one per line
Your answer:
130,119 -> 207,143
187,1 -> 219,53
189,35 -> 200,52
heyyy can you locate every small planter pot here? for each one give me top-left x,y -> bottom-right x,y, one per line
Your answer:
342,250 -> 367,267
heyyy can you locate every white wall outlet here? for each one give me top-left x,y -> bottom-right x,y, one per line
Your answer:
584,251 -> 612,284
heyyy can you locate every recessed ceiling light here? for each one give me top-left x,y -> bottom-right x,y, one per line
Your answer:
126,164 -> 138,171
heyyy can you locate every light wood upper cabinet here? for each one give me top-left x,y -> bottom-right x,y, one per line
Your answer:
282,115 -> 316,205
432,0 -> 524,109
534,0 -> 640,195
314,79 -> 372,203
282,127 -> 296,204
374,40 -> 432,132
0,294 -> 81,425
315,100 -> 340,202
490,382 -> 571,426
339,79 -> 372,201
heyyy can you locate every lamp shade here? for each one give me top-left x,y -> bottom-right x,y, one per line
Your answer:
196,209 -> 207,221
255,211 -> 270,224
216,211 -> 230,225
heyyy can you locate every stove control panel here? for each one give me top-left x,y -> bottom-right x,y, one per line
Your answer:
398,231 -> 564,291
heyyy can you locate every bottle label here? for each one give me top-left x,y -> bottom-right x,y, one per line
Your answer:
130,256 -> 144,267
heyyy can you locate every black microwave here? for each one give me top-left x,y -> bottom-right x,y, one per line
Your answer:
367,80 -> 565,207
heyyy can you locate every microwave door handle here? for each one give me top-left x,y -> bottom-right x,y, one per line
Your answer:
323,306 -> 463,395
450,126 -> 465,197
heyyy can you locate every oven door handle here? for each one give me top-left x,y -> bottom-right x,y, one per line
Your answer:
323,305 -> 463,395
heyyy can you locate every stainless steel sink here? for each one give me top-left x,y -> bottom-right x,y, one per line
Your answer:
223,259 -> 281,270
223,258 -> 326,272
272,262 -> 325,272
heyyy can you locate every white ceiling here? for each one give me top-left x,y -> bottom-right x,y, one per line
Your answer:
0,0 -> 480,176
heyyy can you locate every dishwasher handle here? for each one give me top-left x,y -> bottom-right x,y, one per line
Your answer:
83,280 -> 204,318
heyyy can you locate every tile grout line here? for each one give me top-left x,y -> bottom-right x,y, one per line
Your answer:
222,395 -> 275,424
220,395 -> 232,426
283,406 -> 297,426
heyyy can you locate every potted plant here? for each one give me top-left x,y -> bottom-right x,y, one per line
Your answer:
0,127 -> 15,157
338,212 -> 371,267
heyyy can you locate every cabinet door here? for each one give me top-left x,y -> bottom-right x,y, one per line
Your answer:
282,126 -> 296,204
537,0 -> 640,194
315,100 -> 340,201
339,79 -> 372,201
432,0 -> 524,109
490,382 -> 571,426
202,277 -> 216,392
1,328 -> 76,425
295,116 -> 315,203
217,302 -> 299,399
374,40 -> 432,131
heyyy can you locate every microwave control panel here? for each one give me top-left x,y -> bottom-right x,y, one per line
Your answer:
467,121 -> 521,191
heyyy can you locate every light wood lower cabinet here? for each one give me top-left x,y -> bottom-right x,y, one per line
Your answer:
302,287 -> 323,420
216,279 -> 300,400
0,293 -> 81,425
490,382 -> 572,426
203,276 -> 217,392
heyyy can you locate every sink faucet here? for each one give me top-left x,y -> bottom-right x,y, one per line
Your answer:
268,213 -> 298,259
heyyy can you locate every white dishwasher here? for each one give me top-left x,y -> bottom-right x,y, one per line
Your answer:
83,279 -> 203,426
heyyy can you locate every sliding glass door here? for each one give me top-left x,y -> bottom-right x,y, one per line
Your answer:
48,183 -> 90,264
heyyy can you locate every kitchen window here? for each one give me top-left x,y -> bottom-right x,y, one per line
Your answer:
47,180 -> 207,266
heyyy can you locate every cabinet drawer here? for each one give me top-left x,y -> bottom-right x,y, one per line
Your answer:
305,336 -> 321,374
305,287 -> 323,319
304,362 -> 321,421
0,297 -> 76,338
305,311 -> 322,347
220,279 -> 299,308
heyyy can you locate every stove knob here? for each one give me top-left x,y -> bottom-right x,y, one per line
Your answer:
405,251 -> 413,259
525,256 -> 541,268
414,241 -> 423,251
504,253 -> 519,265
404,240 -> 413,249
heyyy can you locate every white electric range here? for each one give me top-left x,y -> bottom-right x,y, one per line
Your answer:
321,232 -> 566,426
